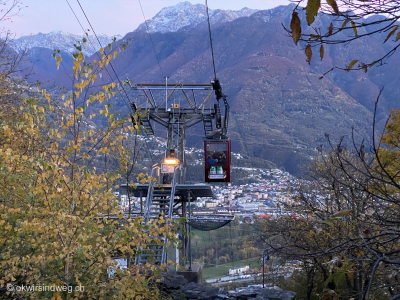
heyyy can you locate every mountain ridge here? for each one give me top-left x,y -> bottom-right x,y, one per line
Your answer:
136,1 -> 258,33
9,2 -> 257,56
12,2 -> 400,176
10,31 -> 122,57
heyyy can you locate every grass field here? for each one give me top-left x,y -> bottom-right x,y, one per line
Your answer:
191,229 -> 223,249
202,257 -> 261,279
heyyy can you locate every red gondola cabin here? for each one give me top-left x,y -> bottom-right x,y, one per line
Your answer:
204,139 -> 231,182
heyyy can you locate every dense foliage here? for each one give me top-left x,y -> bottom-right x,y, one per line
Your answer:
0,28 -> 177,299
257,106 -> 400,299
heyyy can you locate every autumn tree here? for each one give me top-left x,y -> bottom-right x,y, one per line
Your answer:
254,153 -> 375,300
256,104 -> 400,299
288,0 -> 400,71
0,32 -> 177,299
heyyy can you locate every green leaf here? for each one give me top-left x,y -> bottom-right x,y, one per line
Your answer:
324,270 -> 346,287
290,12 -> 301,45
74,44 -> 82,52
306,0 -> 321,26
326,0 -> 339,14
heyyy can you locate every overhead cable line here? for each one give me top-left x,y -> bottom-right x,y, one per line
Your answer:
65,0 -> 87,36
74,0 -> 134,114
66,0 -> 134,116
64,0 -> 155,165
76,0 -> 156,165
137,0 -> 165,79
205,0 -> 217,80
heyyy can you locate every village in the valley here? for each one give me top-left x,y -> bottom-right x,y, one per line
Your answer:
116,142 -> 305,286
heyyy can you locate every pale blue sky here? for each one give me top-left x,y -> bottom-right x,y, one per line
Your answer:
4,0 -> 291,37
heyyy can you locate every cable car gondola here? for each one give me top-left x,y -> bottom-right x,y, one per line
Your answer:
203,79 -> 231,183
204,138 -> 231,183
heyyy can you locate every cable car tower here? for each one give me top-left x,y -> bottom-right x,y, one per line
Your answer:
130,78 -> 231,184
124,79 -> 233,269
123,0 -> 233,273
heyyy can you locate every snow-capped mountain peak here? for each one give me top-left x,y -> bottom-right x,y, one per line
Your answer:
10,2 -> 257,56
136,1 -> 258,33
10,31 -> 121,56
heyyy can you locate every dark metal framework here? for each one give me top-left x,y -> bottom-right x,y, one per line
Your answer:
127,81 -> 234,267
130,81 -> 230,184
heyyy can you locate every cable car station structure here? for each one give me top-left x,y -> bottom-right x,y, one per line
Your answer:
130,80 -> 231,184
122,79 -> 234,269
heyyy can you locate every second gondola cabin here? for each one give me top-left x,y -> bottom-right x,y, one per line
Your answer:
204,139 -> 231,183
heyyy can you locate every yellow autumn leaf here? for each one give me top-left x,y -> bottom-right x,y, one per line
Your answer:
384,25 -> 398,43
351,21 -> 357,36
326,0 -> 339,14
341,19 -> 349,29
73,60 -> 81,69
346,59 -> 359,71
306,0 -> 320,26
56,56 -> 62,70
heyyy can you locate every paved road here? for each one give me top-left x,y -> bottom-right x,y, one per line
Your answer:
206,274 -> 254,285
205,271 -> 292,286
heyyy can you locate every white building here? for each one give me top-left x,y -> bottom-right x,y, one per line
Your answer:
229,265 -> 249,276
